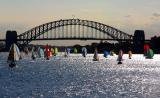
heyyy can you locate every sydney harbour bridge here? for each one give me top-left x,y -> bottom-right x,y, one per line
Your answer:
2,18 -> 146,52
16,19 -> 133,45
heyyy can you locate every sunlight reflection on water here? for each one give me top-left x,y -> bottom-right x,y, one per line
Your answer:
0,52 -> 160,98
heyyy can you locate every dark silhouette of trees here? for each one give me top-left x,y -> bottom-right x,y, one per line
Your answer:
150,36 -> 160,54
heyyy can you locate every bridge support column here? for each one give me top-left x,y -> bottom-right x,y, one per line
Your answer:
133,30 -> 145,53
5,31 -> 17,51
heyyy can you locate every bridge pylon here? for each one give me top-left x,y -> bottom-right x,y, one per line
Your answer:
5,31 -> 17,51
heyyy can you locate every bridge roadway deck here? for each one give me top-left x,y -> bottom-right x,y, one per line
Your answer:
0,38 -> 151,42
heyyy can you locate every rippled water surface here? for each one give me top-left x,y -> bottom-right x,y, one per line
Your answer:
0,52 -> 160,98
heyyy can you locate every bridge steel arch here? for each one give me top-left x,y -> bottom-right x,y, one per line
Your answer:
17,19 -> 133,45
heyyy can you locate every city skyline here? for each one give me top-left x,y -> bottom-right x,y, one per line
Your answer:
0,0 -> 160,39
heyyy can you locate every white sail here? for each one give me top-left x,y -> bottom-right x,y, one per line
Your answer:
93,48 -> 99,61
8,43 -> 21,61
82,47 -> 87,57
37,47 -> 44,58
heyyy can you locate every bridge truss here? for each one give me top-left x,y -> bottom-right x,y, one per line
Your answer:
17,19 -> 133,45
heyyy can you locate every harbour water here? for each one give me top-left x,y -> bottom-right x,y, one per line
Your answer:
0,52 -> 160,98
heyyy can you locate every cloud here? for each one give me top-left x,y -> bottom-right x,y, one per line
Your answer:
151,13 -> 160,20
124,15 -> 131,18
153,13 -> 160,17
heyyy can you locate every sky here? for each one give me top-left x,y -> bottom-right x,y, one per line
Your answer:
0,0 -> 160,39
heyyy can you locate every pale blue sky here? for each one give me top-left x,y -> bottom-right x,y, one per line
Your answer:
0,0 -> 160,39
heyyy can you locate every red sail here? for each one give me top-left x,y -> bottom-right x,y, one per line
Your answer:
44,45 -> 51,57
144,44 -> 149,52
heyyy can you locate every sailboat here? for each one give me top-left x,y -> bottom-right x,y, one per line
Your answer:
7,43 -> 21,68
82,47 -> 87,57
93,48 -> 99,61
73,48 -> 78,54
24,47 -> 29,55
64,48 -> 68,57
64,48 -> 71,57
37,47 -> 44,58
51,48 -> 55,56
103,50 -> 109,58
31,47 -> 37,60
54,47 -> 58,56
44,45 -> 51,60
128,50 -> 132,59
117,50 -> 123,64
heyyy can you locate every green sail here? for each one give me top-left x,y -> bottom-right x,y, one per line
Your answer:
73,48 -> 78,53
146,49 -> 154,59
54,47 -> 58,55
